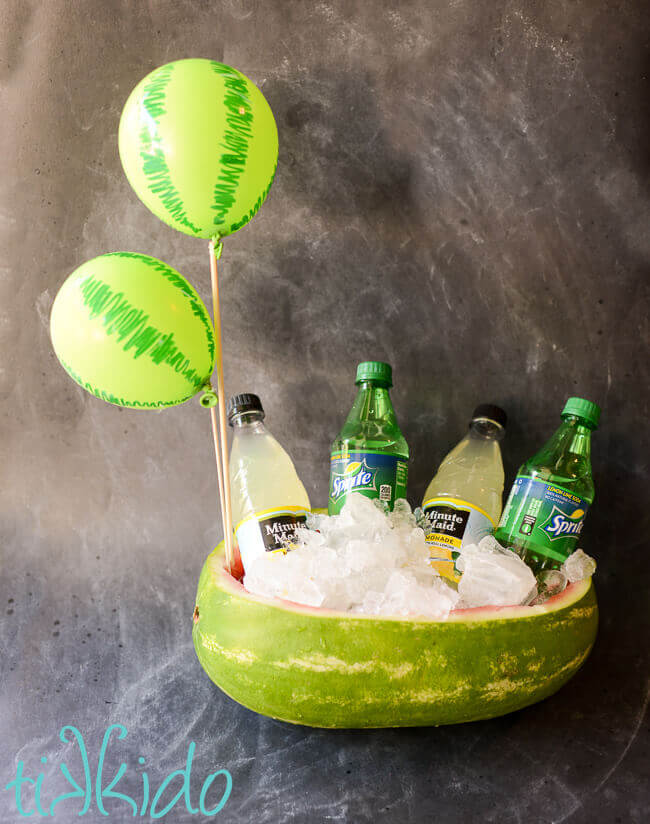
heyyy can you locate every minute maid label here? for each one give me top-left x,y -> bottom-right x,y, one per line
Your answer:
329,451 -> 408,515
497,476 -> 590,562
422,498 -> 496,558
235,506 -> 310,571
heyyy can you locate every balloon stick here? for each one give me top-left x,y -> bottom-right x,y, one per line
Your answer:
208,404 -> 229,562
208,239 -> 235,572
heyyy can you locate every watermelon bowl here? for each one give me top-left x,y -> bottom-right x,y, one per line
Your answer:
192,542 -> 598,728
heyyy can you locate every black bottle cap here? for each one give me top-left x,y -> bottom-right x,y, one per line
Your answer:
472,404 -> 507,428
227,393 -> 264,425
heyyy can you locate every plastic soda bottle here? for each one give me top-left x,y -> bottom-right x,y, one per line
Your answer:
422,405 -> 506,579
228,393 -> 311,572
495,397 -> 600,573
328,361 -> 409,514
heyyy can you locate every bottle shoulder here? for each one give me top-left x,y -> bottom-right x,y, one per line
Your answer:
230,430 -> 311,520
231,427 -> 286,456
332,428 -> 409,458
428,436 -> 503,476
422,436 -> 504,503
516,461 -> 595,500
334,386 -> 408,455
230,430 -> 305,481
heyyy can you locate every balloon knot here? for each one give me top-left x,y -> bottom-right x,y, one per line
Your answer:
199,384 -> 218,408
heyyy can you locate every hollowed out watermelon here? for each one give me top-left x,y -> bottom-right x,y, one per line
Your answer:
192,543 -> 598,728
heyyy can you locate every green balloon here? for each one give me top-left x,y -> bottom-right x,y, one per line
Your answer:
50,253 -> 216,409
118,58 -> 279,239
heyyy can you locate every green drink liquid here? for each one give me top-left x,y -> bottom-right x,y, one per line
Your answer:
328,361 -> 409,515
495,397 -> 600,573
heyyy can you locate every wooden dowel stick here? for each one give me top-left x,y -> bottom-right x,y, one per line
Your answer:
208,404 -> 229,566
208,239 -> 235,571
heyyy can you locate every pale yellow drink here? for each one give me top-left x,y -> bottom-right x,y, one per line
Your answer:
422,405 -> 506,580
228,394 -> 310,573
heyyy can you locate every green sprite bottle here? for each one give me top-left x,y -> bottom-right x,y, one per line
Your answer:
495,397 -> 600,573
328,361 -> 409,515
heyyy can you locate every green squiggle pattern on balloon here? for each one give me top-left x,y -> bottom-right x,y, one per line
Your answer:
138,64 -> 202,236
228,156 -> 277,234
59,357 -> 187,409
76,257 -> 214,399
209,62 -> 255,232
80,277 -> 204,387
105,253 -> 215,363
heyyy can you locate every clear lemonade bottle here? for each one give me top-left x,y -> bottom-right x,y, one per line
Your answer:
329,361 -> 409,514
228,393 -> 311,573
422,405 -> 507,580
495,397 -> 600,573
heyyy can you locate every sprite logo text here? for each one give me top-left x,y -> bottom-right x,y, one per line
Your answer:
332,465 -> 374,499
542,506 -> 585,540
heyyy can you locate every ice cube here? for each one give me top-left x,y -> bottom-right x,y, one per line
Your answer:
412,506 -> 430,532
457,542 -> 537,608
354,590 -> 385,614
528,569 -> 568,605
379,570 -> 459,618
243,551 -> 292,599
297,527 -> 327,550
390,498 -> 417,529
373,498 -> 390,516
477,534 -> 513,555
286,577 -> 327,608
425,578 -> 460,618
454,543 -> 478,573
243,491 -> 460,618
305,510 -> 328,533
403,526 -> 431,556
337,493 -> 391,541
561,549 -> 597,583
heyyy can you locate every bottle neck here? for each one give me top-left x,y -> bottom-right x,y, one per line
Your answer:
350,381 -> 396,423
532,415 -> 593,473
469,418 -> 505,442
559,415 -> 592,459
231,412 -> 266,432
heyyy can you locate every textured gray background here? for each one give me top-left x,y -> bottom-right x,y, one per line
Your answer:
1,0 -> 648,821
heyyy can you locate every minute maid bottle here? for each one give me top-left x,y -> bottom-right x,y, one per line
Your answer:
329,362 -> 409,514
228,394 -> 311,573
422,405 -> 506,579
495,397 -> 600,573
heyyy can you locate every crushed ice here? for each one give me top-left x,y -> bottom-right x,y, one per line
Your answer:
243,495 -> 458,619
456,535 -> 538,608
242,496 -> 596,618
562,549 -> 597,583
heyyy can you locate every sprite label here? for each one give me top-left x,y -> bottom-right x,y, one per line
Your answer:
328,450 -> 408,515
497,476 -> 590,562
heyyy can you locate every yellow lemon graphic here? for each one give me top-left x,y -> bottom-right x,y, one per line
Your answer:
344,462 -> 362,476
570,509 -> 585,519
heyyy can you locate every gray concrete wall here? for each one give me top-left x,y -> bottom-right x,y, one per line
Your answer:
1,2 -> 648,822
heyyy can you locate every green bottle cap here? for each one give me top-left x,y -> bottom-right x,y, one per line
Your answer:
562,397 -> 601,428
355,361 -> 392,387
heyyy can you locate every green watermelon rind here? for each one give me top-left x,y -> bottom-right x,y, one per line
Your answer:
192,544 -> 598,728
